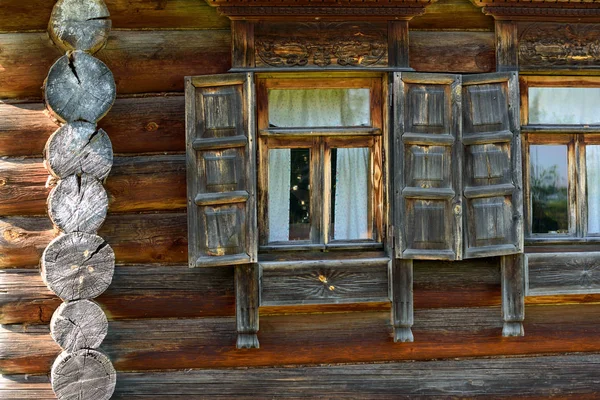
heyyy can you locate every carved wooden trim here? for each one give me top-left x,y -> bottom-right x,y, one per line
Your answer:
519,22 -> 600,70
472,1 -> 600,22
217,6 -> 426,19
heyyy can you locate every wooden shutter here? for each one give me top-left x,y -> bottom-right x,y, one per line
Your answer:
393,72 -> 462,260
462,72 -> 523,258
185,73 -> 257,267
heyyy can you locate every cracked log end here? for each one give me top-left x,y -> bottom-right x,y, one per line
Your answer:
45,121 -> 113,181
49,0 -> 112,54
50,299 -> 108,352
44,51 -> 116,124
42,232 -> 115,301
52,349 -> 116,400
48,174 -> 109,234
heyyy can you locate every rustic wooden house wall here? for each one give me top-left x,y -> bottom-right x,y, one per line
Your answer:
1,1 -> 600,398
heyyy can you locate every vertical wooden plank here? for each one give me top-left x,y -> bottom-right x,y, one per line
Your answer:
231,20 -> 255,69
235,264 -> 260,349
391,258 -> 413,342
388,21 -> 410,69
495,21 -> 518,72
501,253 -> 525,337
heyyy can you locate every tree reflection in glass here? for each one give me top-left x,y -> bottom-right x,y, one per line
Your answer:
530,145 -> 569,234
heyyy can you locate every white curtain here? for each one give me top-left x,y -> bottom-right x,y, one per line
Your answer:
588,146 -> 600,233
268,89 -> 370,242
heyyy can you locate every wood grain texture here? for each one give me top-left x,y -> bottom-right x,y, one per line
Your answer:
0,96 -> 185,157
527,252 -> 600,296
0,213 -> 187,268
4,354 -> 600,399
502,253 -> 525,337
0,30 -> 231,99
51,349 -> 116,400
0,0 -> 229,32
45,122 -> 113,181
0,266 -> 235,324
0,155 -> 186,216
48,0 -> 111,54
410,0 -> 494,31
235,264 -> 260,349
392,259 -> 413,342
4,304 -> 600,374
48,174 -> 109,233
260,259 -> 389,306
50,300 -> 108,352
41,233 -> 115,301
44,51 -> 116,123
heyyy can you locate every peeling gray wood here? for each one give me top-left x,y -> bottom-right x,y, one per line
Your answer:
527,252 -> 600,296
50,300 -> 108,352
41,232 -> 115,301
48,174 -> 108,234
49,0 -> 111,54
44,51 -> 116,123
392,258 -> 414,342
45,121 -> 113,181
235,264 -> 259,349
502,253 -> 525,337
51,349 -> 116,400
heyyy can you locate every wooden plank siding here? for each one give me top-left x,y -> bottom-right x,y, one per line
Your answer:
3,304 -> 600,374
2,354 -> 599,399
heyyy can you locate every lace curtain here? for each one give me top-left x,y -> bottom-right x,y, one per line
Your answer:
268,89 -> 370,241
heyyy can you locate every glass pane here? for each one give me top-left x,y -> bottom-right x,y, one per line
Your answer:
529,88 -> 600,125
268,88 -> 370,128
268,148 -> 311,242
530,145 -> 569,234
587,145 -> 600,234
330,148 -> 370,240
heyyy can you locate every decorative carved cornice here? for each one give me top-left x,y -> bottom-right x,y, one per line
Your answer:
255,22 -> 387,68
218,6 -> 426,18
519,23 -> 600,69
471,1 -> 600,21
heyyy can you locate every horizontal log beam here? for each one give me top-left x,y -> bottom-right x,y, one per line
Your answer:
0,30 -> 231,99
0,213 -> 187,268
0,96 -> 185,156
0,155 -> 186,216
0,0 -> 229,33
1,31 -> 493,100
2,304 -> 600,374
3,354 -> 600,398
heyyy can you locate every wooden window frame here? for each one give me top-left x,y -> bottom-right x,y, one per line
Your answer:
521,76 -> 600,247
256,73 -> 385,252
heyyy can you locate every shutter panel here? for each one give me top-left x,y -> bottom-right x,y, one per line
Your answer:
186,73 -> 257,267
393,72 -> 462,260
462,72 -> 523,258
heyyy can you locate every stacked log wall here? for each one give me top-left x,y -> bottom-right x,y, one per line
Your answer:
2,0 -> 600,397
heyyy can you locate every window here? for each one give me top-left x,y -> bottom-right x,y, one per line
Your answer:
522,77 -> 600,243
256,75 -> 384,250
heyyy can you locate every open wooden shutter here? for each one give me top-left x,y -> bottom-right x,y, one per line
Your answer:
462,72 -> 523,258
185,73 -> 257,267
393,72 -> 462,260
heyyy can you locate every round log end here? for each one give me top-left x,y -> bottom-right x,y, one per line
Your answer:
42,232 -> 115,301
48,174 -> 109,234
45,122 -> 113,181
52,349 -> 116,400
45,51 -> 116,124
50,300 -> 108,352
49,0 -> 111,54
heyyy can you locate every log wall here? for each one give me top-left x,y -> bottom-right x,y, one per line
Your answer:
1,0 -> 599,397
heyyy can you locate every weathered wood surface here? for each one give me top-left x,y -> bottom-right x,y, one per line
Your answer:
0,213 -> 188,268
0,31 -> 493,100
48,0 -> 111,54
4,354 -> 600,399
527,252 -> 600,296
502,253 -> 525,337
0,155 -> 186,216
44,51 -> 116,123
0,266 -> 235,324
3,304 -> 600,374
50,300 -> 108,352
0,31 -> 231,99
41,233 -> 115,300
0,0 -> 229,32
48,174 -> 109,233
411,0 -> 494,31
0,96 -> 185,156
260,259 -> 389,306
392,259 -> 413,342
45,122 -> 113,180
51,349 -> 116,400
0,259 -> 504,325
235,264 -> 260,349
